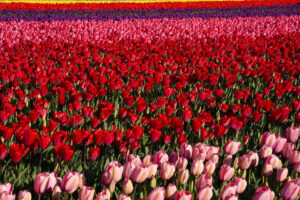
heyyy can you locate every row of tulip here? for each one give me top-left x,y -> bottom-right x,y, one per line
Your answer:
0,0 -> 299,10
0,15 -> 299,47
1,128 -> 299,200
0,4 -> 299,21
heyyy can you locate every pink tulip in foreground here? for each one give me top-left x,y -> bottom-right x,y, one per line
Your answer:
224,140 -> 241,155
178,169 -> 189,185
285,127 -> 299,143
252,186 -> 275,200
0,183 -> 13,194
119,194 -> 131,200
95,189 -> 110,200
0,192 -> 15,200
196,174 -> 213,190
175,190 -> 192,200
18,190 -> 31,200
260,145 -> 272,159
191,159 -> 204,176
219,164 -> 235,182
147,187 -> 165,200
62,171 -> 80,194
160,162 -> 176,180
34,172 -> 57,194
122,178 -> 133,195
196,186 -> 213,200
131,165 -> 148,183
276,168 -> 288,182
79,186 -> 94,200
166,183 -> 177,200
233,177 -> 247,194
281,181 -> 300,200
179,143 -> 192,159
220,183 -> 237,200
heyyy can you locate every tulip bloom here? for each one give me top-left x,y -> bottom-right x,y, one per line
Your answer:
18,190 -> 31,200
62,171 -> 80,194
224,140 -> 241,155
197,186 -> 213,200
281,181 -> 300,200
285,127 -> 300,143
0,192 -> 15,200
178,169 -> 189,185
160,162 -> 176,180
79,186 -> 94,200
166,183 -> 177,199
233,177 -> 247,193
196,174 -> 213,190
131,165 -> 148,183
119,194 -> 131,200
260,145 -> 273,159
219,164 -> 235,182
147,187 -> 165,200
191,159 -> 204,176
175,190 -> 192,200
0,183 -> 13,194
220,183 -> 237,200
276,168 -> 288,182
34,173 -> 57,194
252,186 -> 275,200
122,178 -> 133,195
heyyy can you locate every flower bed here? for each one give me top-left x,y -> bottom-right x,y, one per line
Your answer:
0,1 -> 299,200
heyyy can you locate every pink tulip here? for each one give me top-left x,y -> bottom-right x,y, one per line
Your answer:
233,177 -> 247,193
127,154 -> 142,168
0,183 -> 13,194
294,178 -> 300,186
260,145 -> 272,159
62,171 -> 80,194
196,186 -> 213,200
265,155 -> 282,169
219,164 -> 235,182
160,162 -> 176,180
34,172 -> 57,194
118,194 -> 131,200
226,196 -> 238,200
220,183 -> 237,200
205,146 -> 219,160
282,143 -> 295,159
209,154 -> 219,164
18,190 -> 31,200
143,155 -> 152,167
147,187 -> 165,200
276,168 -> 288,182
175,190 -> 192,200
79,186 -> 94,200
0,192 -> 15,200
192,145 -> 208,161
169,152 -> 180,166
262,163 -> 273,176
179,143 -> 192,159
285,127 -> 300,143
153,150 -> 168,167
248,152 -> 259,167
224,140 -> 241,155
272,136 -> 287,153
203,160 -> 216,175
289,151 -> 300,164
95,189 -> 110,200
166,183 -> 177,200
105,161 -> 124,183
52,185 -> 61,200
123,162 -> 135,178
131,165 -> 148,183
191,159 -> 204,176
252,186 -> 274,200
261,132 -> 276,148
281,181 -> 300,200
223,155 -> 233,166
293,163 -> 300,173
177,157 -> 188,170
178,169 -> 189,185
147,164 -> 158,179
122,178 -> 133,195
196,174 -> 213,190
238,154 -> 252,170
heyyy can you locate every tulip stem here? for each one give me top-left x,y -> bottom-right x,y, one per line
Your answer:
248,169 -> 251,185
131,184 -> 138,200
38,194 -> 41,200
38,150 -> 43,174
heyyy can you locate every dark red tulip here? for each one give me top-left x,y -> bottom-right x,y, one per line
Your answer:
0,143 -> 7,159
39,134 -> 51,150
54,143 -> 74,162
89,147 -> 100,160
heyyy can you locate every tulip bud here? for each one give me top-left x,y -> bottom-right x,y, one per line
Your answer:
178,169 -> 189,185
109,181 -> 116,194
285,127 -> 299,143
62,171 -> 80,194
150,177 -> 156,189
262,163 -> 273,176
118,194 -> 131,200
260,145 -> 272,159
122,178 -> 133,195
203,160 -> 216,175
0,192 -> 15,200
233,157 -> 239,169
219,183 -> 237,200
177,157 -> 188,170
252,186 -> 274,200
160,162 -> 176,180
224,140 -> 241,155
166,183 -> 177,199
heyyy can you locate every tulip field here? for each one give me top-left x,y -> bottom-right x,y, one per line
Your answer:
0,0 -> 299,199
